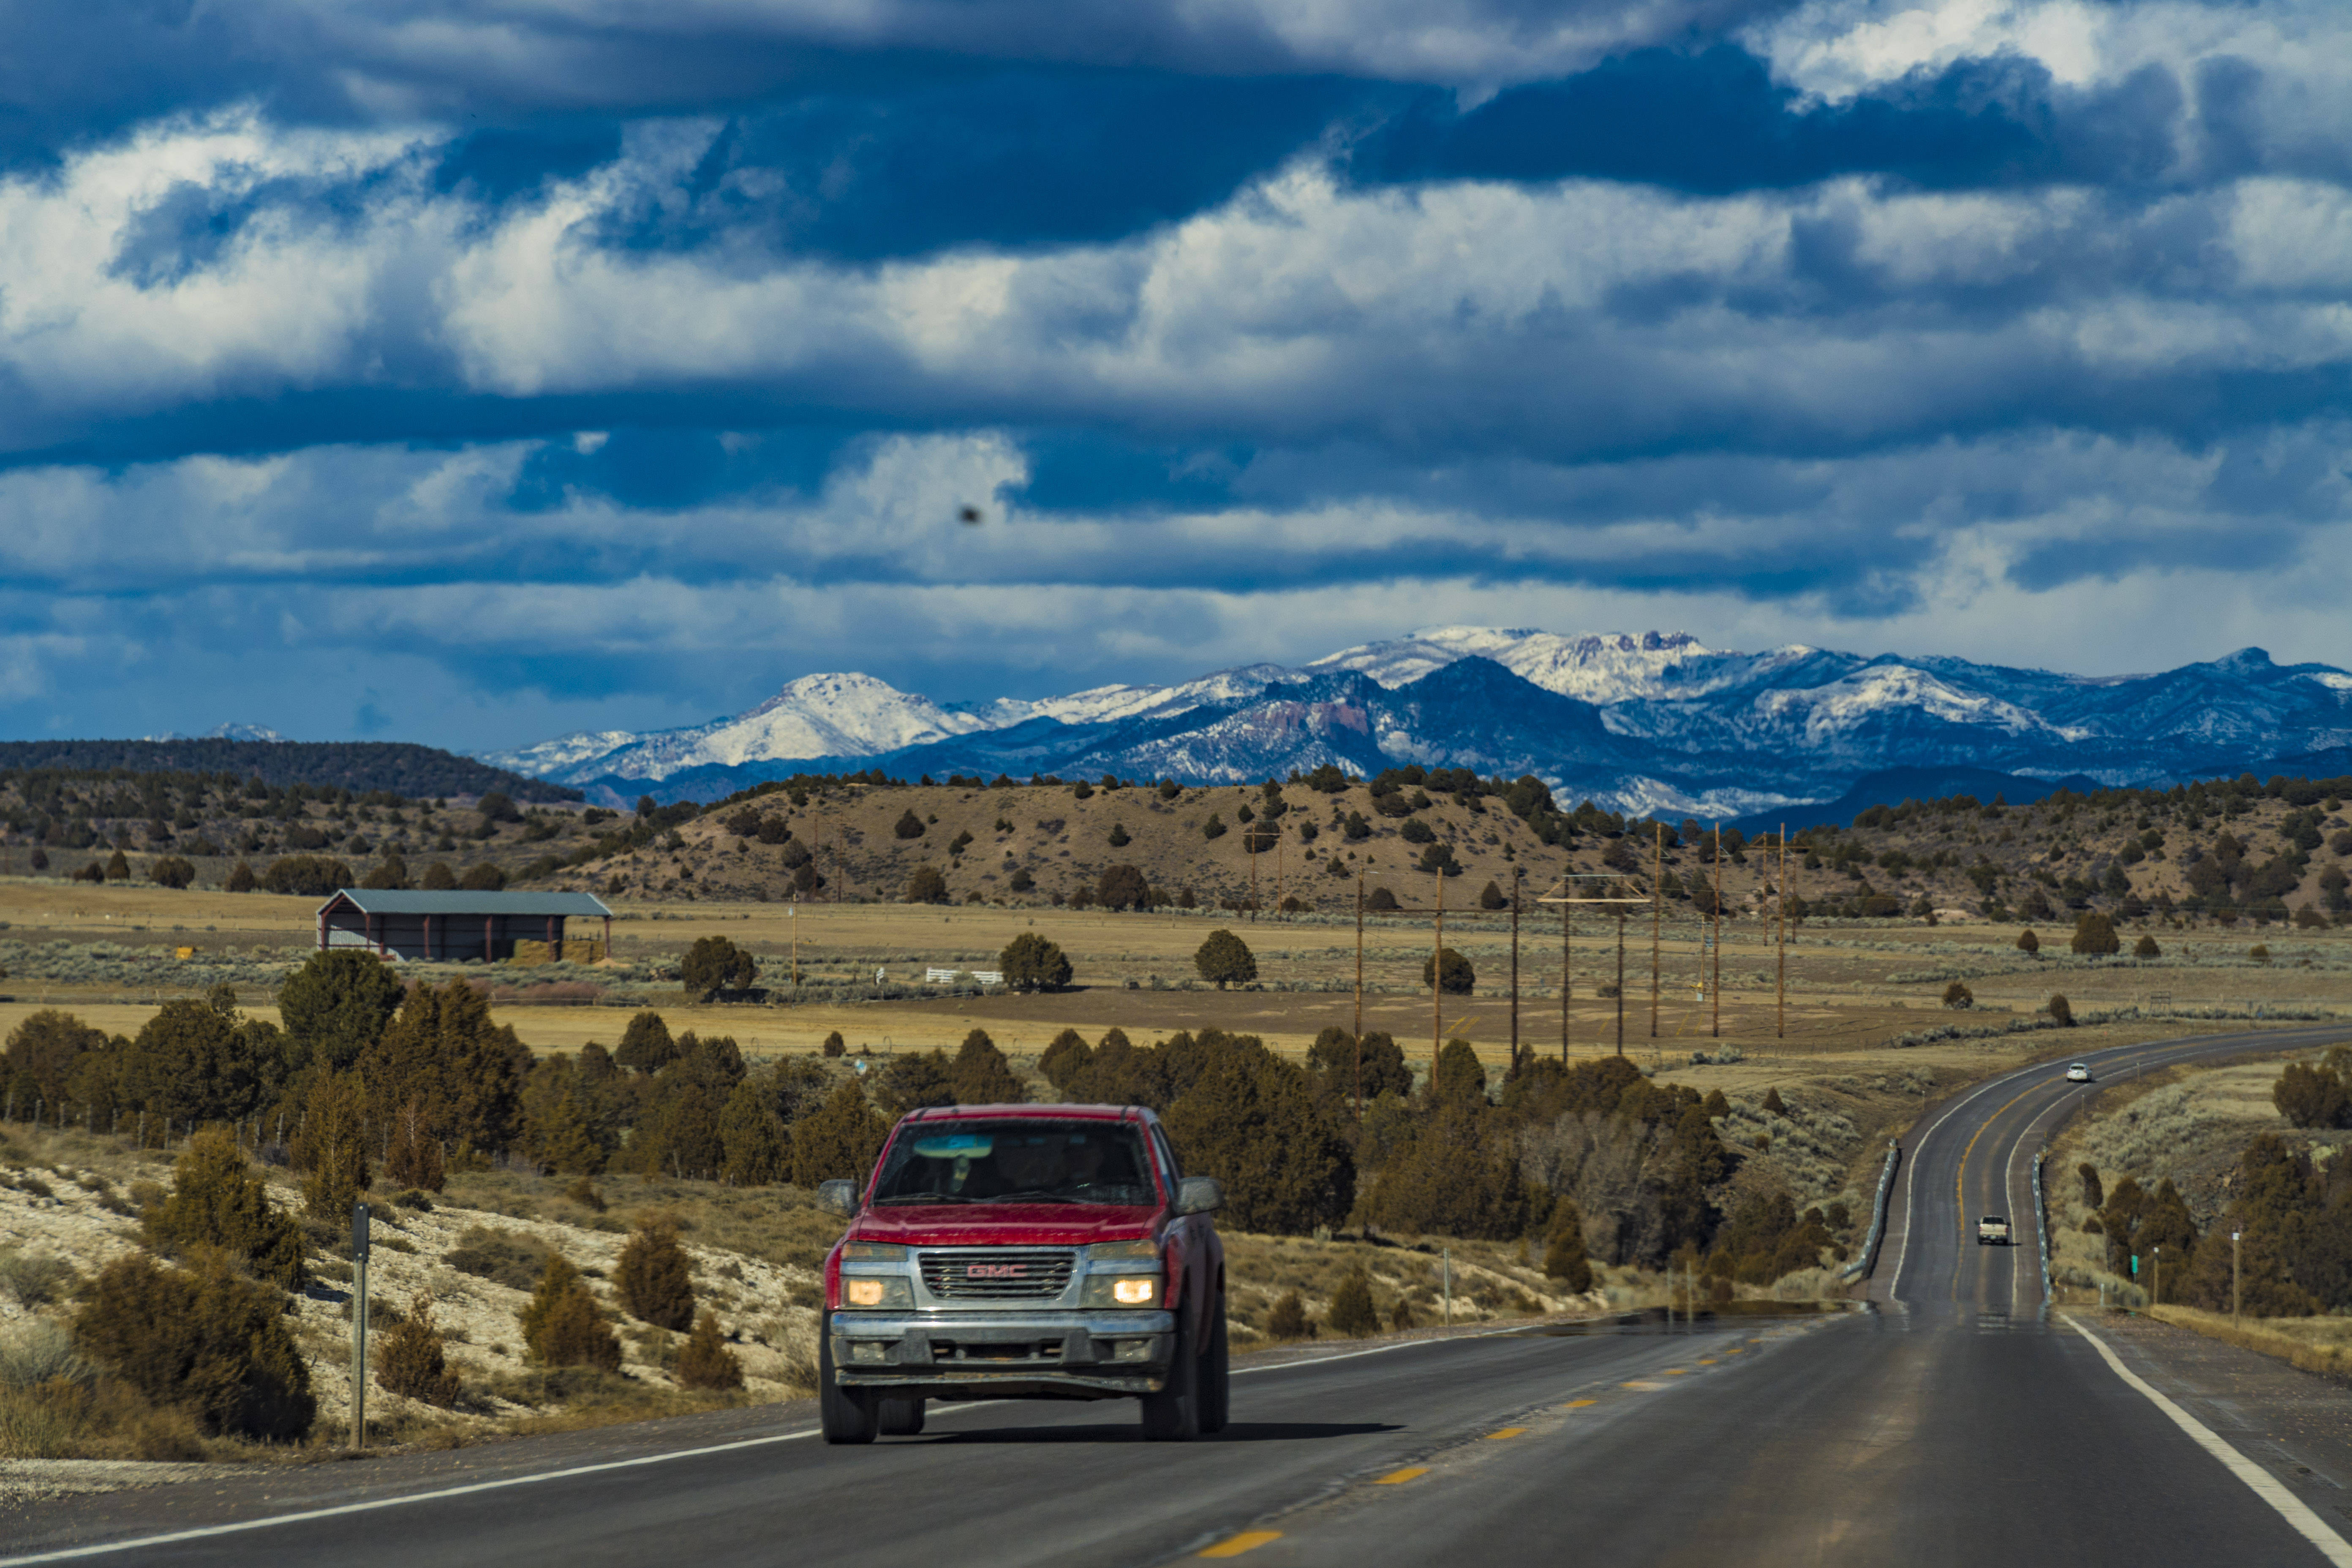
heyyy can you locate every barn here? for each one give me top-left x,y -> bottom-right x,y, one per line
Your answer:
314,890 -> 613,963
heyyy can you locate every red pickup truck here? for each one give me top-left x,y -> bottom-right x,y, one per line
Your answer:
816,1102 -> 1229,1443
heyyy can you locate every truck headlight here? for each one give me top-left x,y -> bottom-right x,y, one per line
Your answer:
842,1277 -> 913,1309
1081,1272 -> 1162,1308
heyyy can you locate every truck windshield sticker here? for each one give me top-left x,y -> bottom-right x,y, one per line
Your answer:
874,1121 -> 1155,1206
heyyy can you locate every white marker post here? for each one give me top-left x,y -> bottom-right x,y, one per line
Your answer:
350,1201 -> 371,1452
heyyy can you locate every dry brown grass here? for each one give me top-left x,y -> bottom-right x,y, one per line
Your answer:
2145,1304 -> 2352,1378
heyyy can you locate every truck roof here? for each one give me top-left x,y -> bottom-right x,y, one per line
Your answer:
899,1102 -> 1158,1124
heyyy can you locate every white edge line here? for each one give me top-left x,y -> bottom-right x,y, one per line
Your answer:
2063,1312 -> 2352,1568
3,1326 -> 1525,1564
0,1427 -> 829,1566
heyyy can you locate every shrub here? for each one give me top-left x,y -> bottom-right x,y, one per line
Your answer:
1097,864 -> 1151,911
460,863 -> 509,892
2274,1062 -> 2352,1130
615,1223 -> 695,1331
225,859 -> 256,893
680,936 -> 757,1001
1389,1298 -> 1417,1331
385,1100 -> 447,1192
1040,1029 -> 1093,1093
522,1256 -> 622,1371
2047,994 -> 2074,1027
0,1317 -> 85,1391
0,1249 -> 80,1309
2016,928 -> 2039,956
1761,1086 -> 1787,1116
616,1010 -> 678,1074
905,866 -> 948,904
1000,932 -> 1073,992
2072,912 -> 2120,956
1400,818 -> 1436,845
893,810 -> 927,840
674,1312 -> 745,1391
261,855 -> 354,897
143,1128 -> 306,1290
790,1079 -> 889,1187
1422,947 -> 1475,995
74,1253 -> 316,1441
277,950 -> 405,1072
1266,1290 -> 1312,1340
1326,1270 -> 1380,1337
421,861 -> 458,891
822,1030 -> 846,1058
2134,934 -> 2162,958
949,1029 -> 1027,1105
2079,1163 -> 2104,1209
1479,880 -> 1508,910
446,1227 -> 550,1290
298,1070 -> 370,1222
150,855 -> 196,889
375,1296 -> 463,1407
2251,944 -> 2272,963
1194,929 -> 1257,988
1544,1199 -> 1594,1292
1367,887 -> 1399,912
1942,981 -> 1974,1009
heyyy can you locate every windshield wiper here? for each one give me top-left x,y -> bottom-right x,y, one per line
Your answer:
874,1193 -> 976,1205
983,1193 -> 1081,1203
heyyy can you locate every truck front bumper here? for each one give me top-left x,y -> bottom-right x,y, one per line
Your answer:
828,1309 -> 1176,1399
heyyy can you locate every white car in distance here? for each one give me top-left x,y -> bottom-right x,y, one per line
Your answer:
2065,1063 -> 2093,1083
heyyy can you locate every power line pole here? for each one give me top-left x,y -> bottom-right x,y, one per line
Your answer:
1614,909 -> 1626,1056
1778,823 -> 1788,1043
1354,874 -> 1365,1124
1650,822 -> 1661,1040
1510,866 -> 1522,1071
1432,868 -> 1446,1070
1711,822 -> 1723,1040
1562,888 -> 1572,1062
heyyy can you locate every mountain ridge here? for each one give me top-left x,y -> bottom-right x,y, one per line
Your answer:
471,629 -> 2352,816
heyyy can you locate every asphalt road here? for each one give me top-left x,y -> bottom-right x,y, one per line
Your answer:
11,1024 -> 2352,1568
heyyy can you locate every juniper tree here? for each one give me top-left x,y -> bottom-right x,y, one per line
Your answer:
1194,929 -> 1257,988
615,1221 -> 695,1331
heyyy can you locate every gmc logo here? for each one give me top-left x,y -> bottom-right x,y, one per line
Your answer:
967,1264 -> 1026,1279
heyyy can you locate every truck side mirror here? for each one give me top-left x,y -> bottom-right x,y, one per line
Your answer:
817,1179 -> 859,1217
1173,1176 -> 1224,1217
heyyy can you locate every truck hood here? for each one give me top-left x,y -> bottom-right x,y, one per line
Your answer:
851,1203 -> 1161,1248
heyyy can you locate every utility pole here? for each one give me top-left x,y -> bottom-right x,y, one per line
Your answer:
1562,894 -> 1572,1062
349,1201 -> 371,1452
1510,867 -> 1522,1071
1650,822 -> 1662,1040
1711,822 -> 1723,1040
1777,823 -> 1787,1043
1614,911 -> 1626,1056
1432,869 -> 1446,1070
1354,875 -> 1365,1123
1248,823 -> 1258,917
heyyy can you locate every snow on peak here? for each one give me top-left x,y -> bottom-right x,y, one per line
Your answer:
1754,665 -> 2070,741
1310,627 -> 1720,702
145,722 -> 288,742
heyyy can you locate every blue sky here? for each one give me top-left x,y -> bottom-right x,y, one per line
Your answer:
3,0 -> 2349,749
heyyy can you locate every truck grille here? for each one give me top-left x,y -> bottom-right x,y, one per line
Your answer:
920,1249 -> 1076,1301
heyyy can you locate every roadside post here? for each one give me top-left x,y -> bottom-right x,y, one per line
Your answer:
2233,1232 -> 2242,1323
351,1201 -> 371,1451
2152,1245 -> 2161,1308
1442,1248 -> 1451,1328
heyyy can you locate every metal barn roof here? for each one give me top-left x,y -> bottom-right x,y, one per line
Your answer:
318,890 -> 612,917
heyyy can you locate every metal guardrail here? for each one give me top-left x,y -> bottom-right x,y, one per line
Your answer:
1842,1139 -> 1902,1280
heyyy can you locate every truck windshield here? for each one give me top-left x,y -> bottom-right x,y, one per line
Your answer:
871,1120 -> 1158,1206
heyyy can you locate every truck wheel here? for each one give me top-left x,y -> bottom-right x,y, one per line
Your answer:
1198,1297 -> 1230,1435
1140,1320 -> 1200,1442
819,1332 -> 877,1446
877,1397 -> 926,1436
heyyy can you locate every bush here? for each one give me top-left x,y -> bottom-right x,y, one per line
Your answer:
421,861 -> 458,890
2274,1062 -> 2352,1130
2016,928 -> 2039,956
680,936 -> 757,1001
1194,929 -> 1257,988
1942,981 -> 1974,1010
150,855 -> 196,890
1423,947 -> 1475,995
949,1029 -> 1027,1105
0,1318 -> 85,1390
521,1256 -> 622,1371
615,1223 -> 695,1331
74,1253 -> 316,1441
905,866 -> 948,904
616,1010 -> 678,1073
2072,912 -> 2120,956
1479,880 -> 1508,910
446,1226 -> 551,1290
2134,933 -> 2162,958
143,1128 -> 307,1290
1000,932 -> 1073,992
1097,864 -> 1150,911
1202,814 -> 1227,841
1326,1270 -> 1380,1337
1040,1029 -> 1093,1093
376,1295 -> 463,1407
297,1070 -> 370,1222
2251,944 -> 2272,963
893,810 -> 927,840
1544,1199 -> 1594,1292
1389,1298 -> 1417,1331
278,949 -> 406,1073
1266,1290 -> 1312,1340
1400,818 -> 1435,845
790,1079 -> 889,1187
2047,994 -> 2074,1027
385,1100 -> 447,1192
460,863 -> 509,892
674,1311 -> 745,1392
1367,886 -> 1399,912
2079,1162 -> 2104,1209
261,855 -> 354,896
822,1030 -> 846,1058
0,1249 -> 80,1309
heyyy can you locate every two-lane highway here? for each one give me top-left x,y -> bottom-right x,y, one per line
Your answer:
9,1024 -> 2351,1567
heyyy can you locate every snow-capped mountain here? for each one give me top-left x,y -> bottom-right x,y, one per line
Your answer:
476,631 -> 2352,816
145,722 -> 286,742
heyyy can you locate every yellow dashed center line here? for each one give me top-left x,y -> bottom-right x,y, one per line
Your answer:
1622,1380 -> 1663,1389
1563,1398 -> 1598,1408
1486,1427 -> 1527,1440
1375,1467 -> 1429,1485
1200,1532 -> 1283,1558
1697,1358 -> 1718,1365
1663,1368 -> 1688,1376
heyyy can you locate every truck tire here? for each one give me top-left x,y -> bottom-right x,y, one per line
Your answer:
1140,1320 -> 1200,1442
819,1332 -> 877,1446
1198,1296 -> 1230,1435
877,1397 -> 926,1436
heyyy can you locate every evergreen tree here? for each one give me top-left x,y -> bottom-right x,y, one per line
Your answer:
74,1252 -> 316,1440
1000,933 -> 1073,992
144,1127 -> 307,1288
1478,880 -> 1508,910
679,936 -> 757,1000
421,861 -> 458,890
675,1310 -> 746,1391
718,1082 -> 791,1184
2016,928 -> 2040,956
2072,912 -> 2121,956
298,1070 -> 371,1221
385,1097 -> 447,1192
1326,1269 -> 1380,1337
615,1010 -> 678,1074
1430,1038 -> 1486,1108
1422,947 -> 1475,995
2134,933 -> 2162,958
1193,928 -> 1257,988
362,980 -> 530,1156
1544,1199 -> 1594,1291
790,1078 -> 890,1187
949,1029 -> 1027,1105
226,859 -> 257,892
1163,1036 -> 1353,1234
905,866 -> 948,904
375,1294 -> 463,1407
1096,864 -> 1150,910
521,1254 -> 621,1370
1040,1028 -> 1093,1092
615,1222 -> 696,1330
894,809 -> 927,840
277,949 -> 405,1073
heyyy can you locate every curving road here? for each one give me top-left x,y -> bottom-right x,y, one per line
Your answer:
8,1025 -> 2351,1568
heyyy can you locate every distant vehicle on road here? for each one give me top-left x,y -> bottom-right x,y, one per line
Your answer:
816,1102 -> 1228,1445
2066,1063 -> 2093,1083
1977,1215 -> 2012,1246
